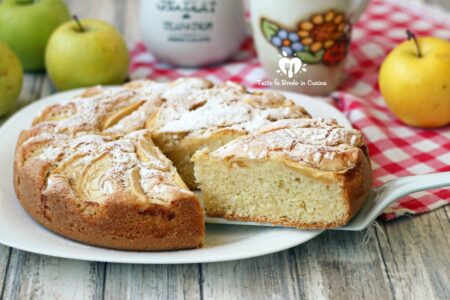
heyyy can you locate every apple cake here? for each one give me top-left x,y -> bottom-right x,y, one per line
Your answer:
193,118 -> 372,228
14,77 -> 317,250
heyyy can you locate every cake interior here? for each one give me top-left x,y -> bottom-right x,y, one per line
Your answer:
195,157 -> 351,227
152,130 -> 244,189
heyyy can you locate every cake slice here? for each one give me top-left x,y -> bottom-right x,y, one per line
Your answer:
192,119 -> 372,229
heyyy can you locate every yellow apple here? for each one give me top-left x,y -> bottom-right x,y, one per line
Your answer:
379,34 -> 450,128
0,42 -> 23,116
45,17 -> 129,91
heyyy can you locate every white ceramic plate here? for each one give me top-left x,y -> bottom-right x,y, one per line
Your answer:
0,88 -> 351,264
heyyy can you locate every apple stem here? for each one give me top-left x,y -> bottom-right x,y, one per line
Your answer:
73,15 -> 85,33
406,30 -> 422,58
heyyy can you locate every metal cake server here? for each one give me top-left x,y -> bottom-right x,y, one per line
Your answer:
205,172 -> 450,231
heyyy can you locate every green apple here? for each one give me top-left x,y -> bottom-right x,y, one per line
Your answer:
45,17 -> 129,91
0,42 -> 23,116
0,0 -> 70,72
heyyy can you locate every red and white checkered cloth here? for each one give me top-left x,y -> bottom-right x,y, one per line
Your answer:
129,0 -> 450,220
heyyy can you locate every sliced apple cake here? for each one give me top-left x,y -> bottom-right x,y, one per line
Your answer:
14,77 -> 320,250
193,119 -> 372,228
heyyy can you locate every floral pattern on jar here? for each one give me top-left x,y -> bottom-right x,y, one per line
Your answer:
261,10 -> 351,66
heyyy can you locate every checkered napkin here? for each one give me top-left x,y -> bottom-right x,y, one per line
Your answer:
129,0 -> 450,220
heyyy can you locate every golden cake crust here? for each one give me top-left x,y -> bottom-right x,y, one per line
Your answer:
14,162 -> 204,251
14,130 -> 205,251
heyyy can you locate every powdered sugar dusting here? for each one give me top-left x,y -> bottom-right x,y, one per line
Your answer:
157,83 -> 309,137
212,119 -> 366,171
33,78 -> 211,136
27,130 -> 194,204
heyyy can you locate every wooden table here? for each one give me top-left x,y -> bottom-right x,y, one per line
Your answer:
1,0 -> 449,299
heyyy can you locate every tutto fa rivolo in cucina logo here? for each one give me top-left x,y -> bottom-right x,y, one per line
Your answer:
276,51 -> 308,79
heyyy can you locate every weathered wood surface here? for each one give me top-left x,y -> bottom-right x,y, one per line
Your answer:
103,264 -> 202,300
0,0 -> 449,299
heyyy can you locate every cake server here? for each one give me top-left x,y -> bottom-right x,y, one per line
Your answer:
205,171 -> 450,231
